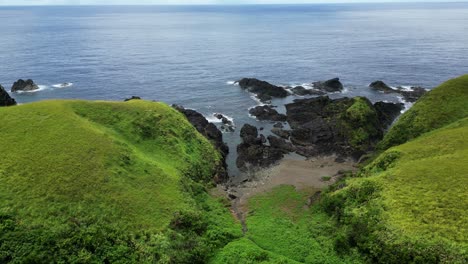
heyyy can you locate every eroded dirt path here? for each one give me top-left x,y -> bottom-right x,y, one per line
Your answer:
223,156 -> 356,232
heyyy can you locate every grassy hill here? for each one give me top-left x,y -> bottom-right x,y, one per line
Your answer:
379,74 -> 468,150
0,100 -> 242,263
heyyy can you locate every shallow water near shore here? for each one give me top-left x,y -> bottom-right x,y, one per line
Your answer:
1,3 -> 468,177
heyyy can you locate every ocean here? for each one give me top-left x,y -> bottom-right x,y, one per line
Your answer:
1,3 -> 467,175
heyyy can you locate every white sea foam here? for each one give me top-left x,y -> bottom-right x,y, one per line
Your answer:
397,95 -> 414,113
206,113 -> 235,124
250,95 -> 266,106
15,85 -> 49,93
226,80 -> 238,86
52,82 -> 73,88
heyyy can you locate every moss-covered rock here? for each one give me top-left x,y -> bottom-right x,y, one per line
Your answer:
285,96 -> 397,159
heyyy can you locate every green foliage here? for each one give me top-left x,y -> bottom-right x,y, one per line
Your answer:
0,100 -> 241,263
213,186 -> 365,264
333,97 -> 382,152
379,74 -> 468,150
321,118 -> 468,263
210,238 -> 298,264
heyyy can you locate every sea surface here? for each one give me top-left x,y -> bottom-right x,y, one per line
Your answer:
1,3 -> 468,175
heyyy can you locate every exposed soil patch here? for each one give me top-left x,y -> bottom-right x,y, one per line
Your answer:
224,155 -> 356,232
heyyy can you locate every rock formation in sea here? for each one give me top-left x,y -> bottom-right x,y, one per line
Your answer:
370,80 -> 427,102
11,79 -> 39,92
0,84 -> 17,106
312,78 -> 344,92
213,113 -> 236,133
248,105 -> 287,121
290,86 -> 326,96
124,96 -> 142,101
237,78 -> 289,103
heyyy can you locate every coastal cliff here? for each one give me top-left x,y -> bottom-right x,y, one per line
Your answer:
0,75 -> 466,263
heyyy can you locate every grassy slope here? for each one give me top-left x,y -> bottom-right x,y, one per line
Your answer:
324,117 -> 468,263
379,74 -> 468,150
0,100 -> 241,262
211,186 -> 364,264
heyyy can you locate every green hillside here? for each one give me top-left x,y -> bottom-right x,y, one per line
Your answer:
0,100 -> 241,263
379,74 -> 468,150
213,75 -> 468,263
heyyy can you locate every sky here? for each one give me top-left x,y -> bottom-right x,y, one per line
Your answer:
0,0 -> 465,5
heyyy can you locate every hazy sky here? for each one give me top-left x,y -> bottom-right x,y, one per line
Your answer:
0,0 -> 465,5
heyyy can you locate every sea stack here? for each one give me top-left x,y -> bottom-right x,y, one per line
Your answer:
11,79 -> 39,92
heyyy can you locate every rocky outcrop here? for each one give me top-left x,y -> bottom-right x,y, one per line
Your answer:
236,124 -> 284,171
267,135 -> 296,154
369,81 -> 394,93
290,86 -> 326,96
398,86 -> 427,103
370,81 -> 427,102
374,101 -> 404,128
285,96 -> 402,159
312,78 -> 344,93
213,113 -> 235,133
237,78 -> 288,103
0,85 -> 17,107
11,79 -> 39,92
173,105 -> 229,183
271,127 -> 291,139
249,105 -> 287,121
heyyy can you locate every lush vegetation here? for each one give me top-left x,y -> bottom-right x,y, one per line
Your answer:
379,74 -> 468,150
321,117 -> 468,263
214,75 -> 468,263
1,74 -> 466,263
0,100 -> 242,263
212,186 -> 365,264
341,97 -> 381,151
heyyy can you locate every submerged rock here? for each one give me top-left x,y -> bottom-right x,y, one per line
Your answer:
0,84 -> 17,106
124,96 -> 142,102
290,86 -> 326,96
312,78 -> 344,93
173,105 -> 229,183
11,79 -> 39,92
369,80 -> 394,93
370,81 -> 427,102
249,105 -> 287,121
214,113 -> 236,133
237,78 -> 288,103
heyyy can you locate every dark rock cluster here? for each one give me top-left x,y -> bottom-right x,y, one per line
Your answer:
0,84 -> 17,106
370,80 -> 427,102
237,78 -> 289,103
248,105 -> 287,121
173,105 -> 229,183
213,113 -> 236,133
236,124 -> 285,172
11,79 -> 39,92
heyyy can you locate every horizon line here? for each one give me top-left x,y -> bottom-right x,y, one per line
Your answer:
0,1 -> 467,6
